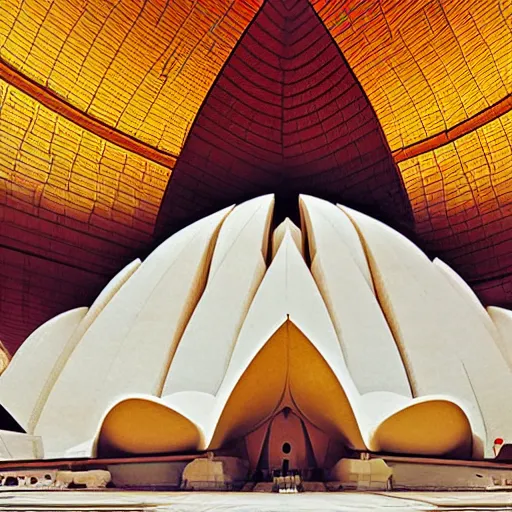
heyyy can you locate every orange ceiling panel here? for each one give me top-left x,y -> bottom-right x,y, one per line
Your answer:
0,78 -> 171,235
2,0 -> 512,349
314,0 -> 512,152
399,108 -> 512,283
2,0 -> 510,159
0,0 -> 260,156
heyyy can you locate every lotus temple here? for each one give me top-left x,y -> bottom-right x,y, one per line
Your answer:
1,0 -> 512,506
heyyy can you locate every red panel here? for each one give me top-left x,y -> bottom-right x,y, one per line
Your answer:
0,247 -> 108,355
157,0 -> 413,236
474,276 -> 512,310
0,206 -> 149,352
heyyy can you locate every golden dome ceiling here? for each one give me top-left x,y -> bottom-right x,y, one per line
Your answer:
0,0 -> 511,351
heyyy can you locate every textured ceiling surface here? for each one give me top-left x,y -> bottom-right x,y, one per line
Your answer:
0,0 -> 260,155
318,0 -> 512,150
0,0 -> 511,351
157,0 -> 413,236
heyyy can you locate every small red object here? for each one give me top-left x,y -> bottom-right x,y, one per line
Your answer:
494,438 -> 504,457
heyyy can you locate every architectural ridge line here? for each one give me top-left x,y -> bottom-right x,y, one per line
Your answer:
0,58 -> 178,170
393,94 -> 512,162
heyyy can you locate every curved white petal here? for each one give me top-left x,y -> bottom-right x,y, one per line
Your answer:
432,260 -> 512,455
300,197 -> 371,289
434,258 -> 498,340
341,205 -> 500,457
73,258 -> 141,343
300,195 -> 411,396
163,195 -> 274,396
34,206 -> 231,457
487,306 -> 512,371
0,307 -> 87,433
272,217 -> 303,259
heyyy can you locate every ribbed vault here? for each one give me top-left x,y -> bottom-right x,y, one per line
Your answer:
156,0 -> 413,236
1,0 -> 512,350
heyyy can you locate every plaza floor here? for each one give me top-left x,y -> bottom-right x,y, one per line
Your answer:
1,490 -> 512,511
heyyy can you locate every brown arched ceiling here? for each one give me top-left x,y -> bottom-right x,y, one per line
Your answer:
1,0 -> 512,350
156,0 -> 413,236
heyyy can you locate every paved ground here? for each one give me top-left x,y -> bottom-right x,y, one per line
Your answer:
2,491 -> 512,511
0,491 -> 436,511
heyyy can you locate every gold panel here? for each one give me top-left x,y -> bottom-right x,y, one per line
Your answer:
0,78 -> 171,234
399,109 -> 512,276
314,0 -> 512,151
0,0 -> 260,155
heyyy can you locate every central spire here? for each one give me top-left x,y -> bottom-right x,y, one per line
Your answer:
157,0 -> 413,237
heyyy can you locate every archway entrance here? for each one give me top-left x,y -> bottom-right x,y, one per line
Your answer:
266,407 -> 312,473
242,406 -> 344,482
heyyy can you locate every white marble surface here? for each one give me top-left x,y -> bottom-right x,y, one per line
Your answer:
0,491 -> 437,511
5,490 -> 512,510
